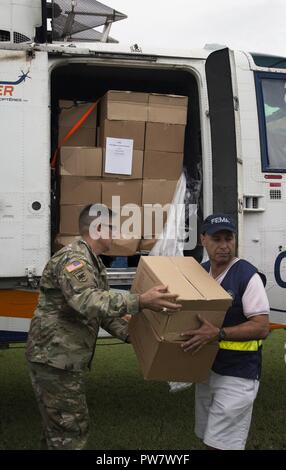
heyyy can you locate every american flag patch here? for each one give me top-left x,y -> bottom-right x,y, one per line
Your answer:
65,260 -> 84,273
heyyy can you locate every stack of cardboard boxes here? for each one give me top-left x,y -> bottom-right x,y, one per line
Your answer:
141,93 -> 187,251
98,91 -> 146,256
59,101 -> 100,237
58,91 -> 188,256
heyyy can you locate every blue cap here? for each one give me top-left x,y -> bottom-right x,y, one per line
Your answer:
201,213 -> 236,235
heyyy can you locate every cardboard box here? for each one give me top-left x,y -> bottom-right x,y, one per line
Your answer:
59,100 -> 98,128
115,205 -> 143,227
142,205 -> 168,238
100,119 -> 145,150
142,180 -> 177,206
60,176 -> 101,205
113,205 -> 143,237
105,239 -> 140,257
100,91 -> 148,122
102,180 -> 142,207
60,147 -> 102,177
139,238 -> 157,252
129,312 -> 219,382
148,94 -> 188,125
145,122 -> 185,153
60,205 -> 85,234
103,149 -> 143,179
143,150 -> 183,180
129,256 -> 232,382
59,126 -> 96,147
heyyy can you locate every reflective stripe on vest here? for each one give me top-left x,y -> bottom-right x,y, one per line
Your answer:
219,340 -> 263,351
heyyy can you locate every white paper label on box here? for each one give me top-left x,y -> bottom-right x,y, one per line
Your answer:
105,137 -> 133,175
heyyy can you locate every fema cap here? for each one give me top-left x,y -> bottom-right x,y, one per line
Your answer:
201,213 -> 236,235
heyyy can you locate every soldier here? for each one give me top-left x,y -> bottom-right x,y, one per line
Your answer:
26,204 -> 181,450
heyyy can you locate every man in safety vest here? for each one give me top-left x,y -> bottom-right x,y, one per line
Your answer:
181,213 -> 270,450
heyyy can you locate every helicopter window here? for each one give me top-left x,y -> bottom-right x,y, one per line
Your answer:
255,73 -> 286,172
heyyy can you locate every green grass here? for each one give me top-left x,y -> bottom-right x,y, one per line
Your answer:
0,330 -> 285,450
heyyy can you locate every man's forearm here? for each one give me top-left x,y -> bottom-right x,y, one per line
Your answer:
101,316 -> 129,341
222,316 -> 269,341
68,288 -> 140,320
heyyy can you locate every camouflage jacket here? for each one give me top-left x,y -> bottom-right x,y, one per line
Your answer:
26,239 -> 139,371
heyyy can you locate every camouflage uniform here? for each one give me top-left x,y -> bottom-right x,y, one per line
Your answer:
26,238 -> 139,450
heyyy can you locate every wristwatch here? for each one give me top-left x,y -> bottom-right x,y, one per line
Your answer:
218,328 -> 227,341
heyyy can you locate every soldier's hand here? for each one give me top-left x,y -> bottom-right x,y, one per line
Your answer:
139,285 -> 182,313
122,314 -> 132,322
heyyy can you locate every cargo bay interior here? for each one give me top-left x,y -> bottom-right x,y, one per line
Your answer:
50,62 -> 203,267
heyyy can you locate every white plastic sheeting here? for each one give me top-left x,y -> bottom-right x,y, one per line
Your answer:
150,172 -> 187,257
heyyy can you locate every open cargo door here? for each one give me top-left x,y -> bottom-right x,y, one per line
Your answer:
205,48 -> 239,229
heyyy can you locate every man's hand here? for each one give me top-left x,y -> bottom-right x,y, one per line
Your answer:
139,285 -> 182,313
122,314 -> 132,322
181,314 -> 219,354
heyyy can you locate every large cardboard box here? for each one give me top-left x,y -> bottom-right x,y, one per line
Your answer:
142,205 -> 168,238
129,312 -> 219,382
99,119 -> 145,150
145,122 -> 185,153
59,100 -> 98,128
60,205 -> 84,234
58,126 -> 96,147
100,91 -> 148,122
143,150 -> 183,180
139,238 -> 157,252
148,94 -> 188,125
129,256 -> 232,382
142,180 -> 177,206
105,239 -> 140,257
113,205 -> 143,237
101,180 -> 142,207
60,147 -> 102,176
102,149 -> 143,179
60,176 -> 101,205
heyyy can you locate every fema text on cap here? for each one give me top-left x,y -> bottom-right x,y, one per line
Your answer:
211,217 -> 230,224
